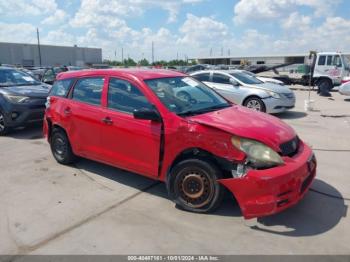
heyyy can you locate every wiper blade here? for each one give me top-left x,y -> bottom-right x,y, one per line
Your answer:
178,104 -> 231,116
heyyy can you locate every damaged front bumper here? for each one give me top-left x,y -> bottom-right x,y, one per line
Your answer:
218,141 -> 316,219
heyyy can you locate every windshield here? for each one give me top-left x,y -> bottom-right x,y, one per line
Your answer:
0,69 -> 41,87
144,76 -> 230,116
342,55 -> 350,70
230,72 -> 263,85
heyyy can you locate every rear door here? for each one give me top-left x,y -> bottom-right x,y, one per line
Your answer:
100,77 -> 162,178
65,76 -> 105,160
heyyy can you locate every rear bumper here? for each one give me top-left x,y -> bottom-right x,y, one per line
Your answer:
219,142 -> 316,219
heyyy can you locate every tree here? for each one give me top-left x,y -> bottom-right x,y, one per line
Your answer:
139,58 -> 150,66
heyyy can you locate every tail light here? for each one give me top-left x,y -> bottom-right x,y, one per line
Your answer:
45,96 -> 51,109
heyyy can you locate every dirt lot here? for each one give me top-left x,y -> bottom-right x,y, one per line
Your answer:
0,89 -> 349,255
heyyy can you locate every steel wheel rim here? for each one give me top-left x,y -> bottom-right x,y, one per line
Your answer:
177,169 -> 214,208
246,100 -> 261,111
53,137 -> 66,156
0,113 -> 5,132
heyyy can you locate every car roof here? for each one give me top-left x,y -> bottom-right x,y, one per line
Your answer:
191,69 -> 241,75
57,68 -> 187,81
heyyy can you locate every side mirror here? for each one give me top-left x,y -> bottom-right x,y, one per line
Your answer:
133,108 -> 161,121
230,78 -> 240,86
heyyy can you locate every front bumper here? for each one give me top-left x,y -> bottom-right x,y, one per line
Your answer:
1,102 -> 46,128
219,142 -> 316,219
263,96 -> 295,114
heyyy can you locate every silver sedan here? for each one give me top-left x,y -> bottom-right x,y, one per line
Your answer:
190,70 -> 295,113
339,81 -> 350,96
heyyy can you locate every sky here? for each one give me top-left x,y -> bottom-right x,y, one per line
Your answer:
1,0 -> 350,62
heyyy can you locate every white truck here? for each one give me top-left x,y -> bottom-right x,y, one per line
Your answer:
256,51 -> 350,93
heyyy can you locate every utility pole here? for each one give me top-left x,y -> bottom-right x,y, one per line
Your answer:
36,28 -> 42,66
151,41 -> 155,64
210,48 -> 213,57
122,47 -> 124,64
221,47 -> 223,56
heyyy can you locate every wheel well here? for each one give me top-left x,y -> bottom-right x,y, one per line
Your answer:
166,148 -> 238,202
48,123 -> 67,141
242,95 -> 263,106
168,148 -> 234,180
314,77 -> 332,85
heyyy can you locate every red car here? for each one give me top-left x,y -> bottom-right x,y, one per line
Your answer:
43,69 -> 316,219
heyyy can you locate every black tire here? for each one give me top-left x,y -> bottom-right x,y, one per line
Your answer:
0,111 -> 10,136
50,128 -> 76,165
243,96 -> 266,112
167,159 -> 224,213
317,79 -> 332,96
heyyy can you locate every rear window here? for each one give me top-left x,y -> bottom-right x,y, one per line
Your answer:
49,79 -> 74,97
192,73 -> 210,82
72,77 -> 104,106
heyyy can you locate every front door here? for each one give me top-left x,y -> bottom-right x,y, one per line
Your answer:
100,77 -> 162,178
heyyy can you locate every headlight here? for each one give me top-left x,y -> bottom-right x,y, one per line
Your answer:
232,136 -> 284,168
4,94 -> 30,103
266,91 -> 281,99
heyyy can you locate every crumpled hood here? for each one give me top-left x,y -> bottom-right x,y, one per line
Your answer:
1,84 -> 50,98
188,105 -> 296,151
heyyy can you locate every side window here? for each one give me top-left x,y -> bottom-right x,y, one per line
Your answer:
50,79 -> 74,97
333,55 -> 342,67
72,77 -> 104,106
326,56 -> 333,66
318,55 -> 326,66
108,78 -> 152,114
212,73 -> 231,84
192,73 -> 210,82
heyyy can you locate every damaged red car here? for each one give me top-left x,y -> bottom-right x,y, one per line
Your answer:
43,69 -> 316,219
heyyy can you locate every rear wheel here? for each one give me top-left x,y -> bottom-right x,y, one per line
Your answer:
50,128 -> 76,165
0,111 -> 10,136
168,159 -> 224,213
243,97 -> 266,112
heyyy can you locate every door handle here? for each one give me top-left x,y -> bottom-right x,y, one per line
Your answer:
102,117 -> 113,125
64,107 -> 71,115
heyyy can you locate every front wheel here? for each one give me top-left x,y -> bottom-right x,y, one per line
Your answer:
0,111 -> 10,136
167,159 -> 224,213
243,97 -> 266,112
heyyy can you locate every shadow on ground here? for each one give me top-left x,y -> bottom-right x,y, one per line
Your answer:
75,158 -> 242,217
7,123 -> 43,140
276,111 -> 308,119
250,179 -> 347,237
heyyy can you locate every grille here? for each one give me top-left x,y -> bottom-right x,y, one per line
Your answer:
280,136 -> 299,157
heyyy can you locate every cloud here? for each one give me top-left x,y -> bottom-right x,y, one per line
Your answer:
70,0 -> 204,27
0,0 -> 58,16
0,22 -> 37,43
233,0 -> 339,24
41,9 -> 68,25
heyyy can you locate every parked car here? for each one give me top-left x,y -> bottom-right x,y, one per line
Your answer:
184,64 -> 212,74
43,69 -> 316,219
32,67 -> 68,85
191,70 -> 295,113
0,67 -> 50,135
237,70 -> 285,86
339,80 -> 350,96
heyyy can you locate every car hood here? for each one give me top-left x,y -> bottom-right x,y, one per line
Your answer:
247,82 -> 292,94
0,84 -> 50,98
188,105 -> 296,151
